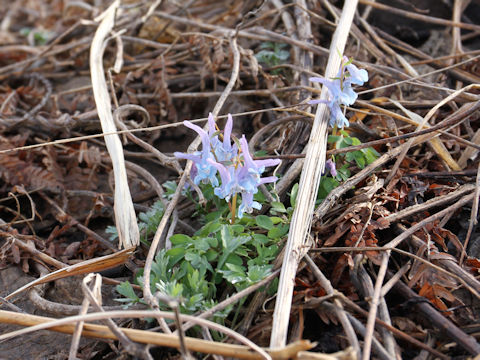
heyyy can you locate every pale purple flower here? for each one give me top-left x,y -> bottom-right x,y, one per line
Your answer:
174,120 -> 219,186
206,136 -> 280,218
211,113 -> 237,162
239,136 -> 280,193
326,158 -> 337,177
344,59 -> 369,86
176,114 -> 281,218
238,192 -> 261,218
308,57 -> 368,128
329,101 -> 349,128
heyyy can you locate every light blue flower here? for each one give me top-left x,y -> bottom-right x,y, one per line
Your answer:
206,159 -> 238,200
238,192 -> 261,218
329,100 -> 349,128
176,114 -> 281,219
344,59 -> 369,86
207,136 -> 280,217
174,120 -> 218,186
308,57 -> 368,128
238,135 -> 280,193
210,113 -> 238,162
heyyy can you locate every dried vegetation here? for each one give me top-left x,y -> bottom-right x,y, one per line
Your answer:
0,0 -> 479,359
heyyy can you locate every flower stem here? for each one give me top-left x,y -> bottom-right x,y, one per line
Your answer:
230,193 -> 237,224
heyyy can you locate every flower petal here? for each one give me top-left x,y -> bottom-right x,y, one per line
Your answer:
174,152 -> 201,163
345,63 -> 368,85
326,159 -> 337,177
224,114 -> 233,149
183,120 -> 210,153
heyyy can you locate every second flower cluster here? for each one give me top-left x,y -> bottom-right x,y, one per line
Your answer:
174,114 -> 281,218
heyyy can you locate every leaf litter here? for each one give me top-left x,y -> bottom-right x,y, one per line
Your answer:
0,0 -> 479,359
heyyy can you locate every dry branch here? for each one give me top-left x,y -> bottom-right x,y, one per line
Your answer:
271,0 -> 360,350
90,0 -> 139,249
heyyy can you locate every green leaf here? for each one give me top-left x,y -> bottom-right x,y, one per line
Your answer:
234,246 -> 249,257
205,210 -> 225,222
267,277 -> 279,296
252,233 -> 269,245
352,151 -> 366,168
194,237 -> 211,252
220,269 -> 246,285
336,165 -> 351,181
196,221 -> 222,236
230,224 -> 245,234
362,147 -> 379,164
225,253 -> 243,267
260,41 -> 275,50
206,249 -> 218,262
225,262 -> 245,273
217,226 -> 250,270
162,180 -> 179,200
318,176 -> 339,200
345,151 -> 355,163
170,234 -> 191,245
206,237 -> 218,247
166,247 -> 186,266
328,135 -> 340,143
247,265 -> 272,283
271,202 -> 287,214
106,226 -> 118,241
256,215 -> 274,230
351,136 -> 361,146
290,183 -> 299,207
269,216 -> 283,225
116,281 -> 139,302
267,224 -> 289,239
277,50 -> 290,60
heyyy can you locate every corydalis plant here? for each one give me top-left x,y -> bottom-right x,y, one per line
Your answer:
175,113 -> 281,220
309,56 -> 368,128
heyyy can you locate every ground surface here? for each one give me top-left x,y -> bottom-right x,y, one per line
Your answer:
0,0 -> 479,359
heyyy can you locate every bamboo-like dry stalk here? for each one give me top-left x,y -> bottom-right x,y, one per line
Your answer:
270,0 -> 360,349
90,0 -> 139,249
4,248 -> 133,300
0,310 -> 288,360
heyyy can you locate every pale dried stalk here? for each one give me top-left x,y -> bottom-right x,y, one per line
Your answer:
386,84 -> 480,184
388,99 -> 460,174
90,0 -> 139,248
0,310 -> 271,360
68,294 -> 90,360
82,275 -> 153,359
270,0 -> 359,349
362,251 -> 390,360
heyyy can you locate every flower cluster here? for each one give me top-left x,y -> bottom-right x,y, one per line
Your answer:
309,56 -> 368,128
174,113 -> 281,218
325,158 -> 337,177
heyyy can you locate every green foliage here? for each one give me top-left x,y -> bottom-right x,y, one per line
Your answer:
107,181 -> 182,244
317,130 -> 379,202
328,130 -> 380,171
115,281 -> 141,308
105,225 -> 118,241
116,205 -> 290,320
138,201 -> 165,243
255,42 -> 290,71
106,200 -> 165,245
20,27 -> 52,45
